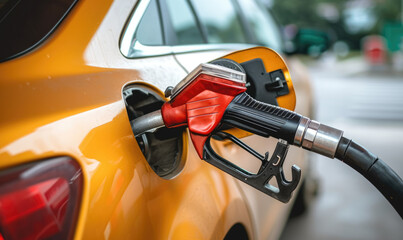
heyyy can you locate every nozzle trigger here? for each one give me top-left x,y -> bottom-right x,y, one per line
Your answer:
203,132 -> 301,203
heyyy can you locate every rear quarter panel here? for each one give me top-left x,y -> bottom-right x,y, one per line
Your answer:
0,0 -> 253,239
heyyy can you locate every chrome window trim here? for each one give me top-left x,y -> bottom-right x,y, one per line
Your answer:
131,41 -> 172,56
171,43 -> 257,54
120,0 -> 151,56
120,0 -> 258,58
129,41 -> 258,58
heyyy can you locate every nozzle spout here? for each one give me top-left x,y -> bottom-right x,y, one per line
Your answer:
131,110 -> 165,136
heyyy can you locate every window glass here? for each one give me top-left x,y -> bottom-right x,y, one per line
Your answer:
165,0 -> 204,45
191,0 -> 246,44
135,0 -> 163,46
0,0 -> 78,62
237,0 -> 282,50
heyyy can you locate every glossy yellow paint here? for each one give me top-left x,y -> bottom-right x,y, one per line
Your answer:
0,0 -> 253,239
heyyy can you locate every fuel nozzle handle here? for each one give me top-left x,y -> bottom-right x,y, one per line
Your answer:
223,92 -> 343,159
130,67 -> 403,216
223,92 -> 403,216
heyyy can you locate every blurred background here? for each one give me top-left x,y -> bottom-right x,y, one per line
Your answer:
261,0 -> 403,239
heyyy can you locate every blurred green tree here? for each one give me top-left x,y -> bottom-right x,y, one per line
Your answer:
271,0 -> 402,50
271,0 -> 328,28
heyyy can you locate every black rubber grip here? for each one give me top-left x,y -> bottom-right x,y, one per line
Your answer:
222,92 -> 302,143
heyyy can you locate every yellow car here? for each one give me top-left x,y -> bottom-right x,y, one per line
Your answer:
0,0 -> 313,239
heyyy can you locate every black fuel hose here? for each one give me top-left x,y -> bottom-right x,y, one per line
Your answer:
335,137 -> 403,218
222,93 -> 403,218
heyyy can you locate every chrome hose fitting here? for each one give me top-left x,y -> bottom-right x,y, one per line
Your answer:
294,116 -> 343,158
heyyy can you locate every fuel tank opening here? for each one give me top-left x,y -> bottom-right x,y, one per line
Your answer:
123,85 -> 186,179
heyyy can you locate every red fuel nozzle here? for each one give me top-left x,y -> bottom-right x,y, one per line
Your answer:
161,64 -> 247,158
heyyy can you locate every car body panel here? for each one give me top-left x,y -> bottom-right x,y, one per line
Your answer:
0,0 -> 312,239
0,0 -> 254,239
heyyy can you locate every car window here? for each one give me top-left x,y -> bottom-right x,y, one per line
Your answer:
165,0 -> 204,45
135,0 -> 164,46
237,0 -> 282,50
191,0 -> 246,44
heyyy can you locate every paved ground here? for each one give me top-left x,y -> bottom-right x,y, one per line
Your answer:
280,56 -> 403,240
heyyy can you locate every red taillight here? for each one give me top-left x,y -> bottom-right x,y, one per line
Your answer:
0,157 -> 83,240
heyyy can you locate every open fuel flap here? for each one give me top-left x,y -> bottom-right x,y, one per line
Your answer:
123,85 -> 187,179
